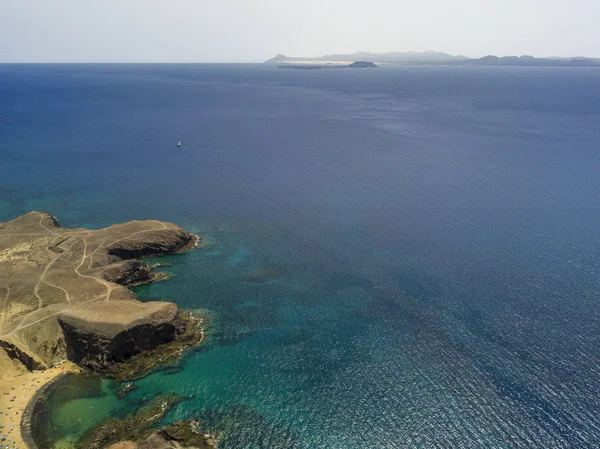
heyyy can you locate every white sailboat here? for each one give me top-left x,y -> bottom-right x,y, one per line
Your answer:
177,141 -> 182,148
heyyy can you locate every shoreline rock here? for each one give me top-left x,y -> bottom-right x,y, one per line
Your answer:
58,301 -> 179,370
103,310 -> 206,382
0,211 -> 207,449
83,395 -> 216,449
0,211 -> 196,369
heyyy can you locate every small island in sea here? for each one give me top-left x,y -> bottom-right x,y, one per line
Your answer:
279,61 -> 378,70
0,211 -> 214,449
266,50 -> 600,66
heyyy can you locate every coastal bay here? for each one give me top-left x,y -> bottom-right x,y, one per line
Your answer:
0,361 -> 79,449
0,211 -> 205,447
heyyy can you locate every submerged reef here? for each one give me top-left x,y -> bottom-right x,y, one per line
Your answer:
81,394 -> 216,449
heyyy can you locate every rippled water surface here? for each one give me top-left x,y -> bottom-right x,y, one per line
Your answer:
2,64 -> 600,448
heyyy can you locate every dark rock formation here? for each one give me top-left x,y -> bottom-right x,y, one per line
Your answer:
104,311 -> 205,382
0,211 -> 197,368
107,228 -> 194,259
155,420 -> 216,449
82,395 -> 216,449
0,339 -> 45,370
83,394 -> 182,449
58,301 -> 179,370
102,260 -> 152,286
117,382 -> 136,399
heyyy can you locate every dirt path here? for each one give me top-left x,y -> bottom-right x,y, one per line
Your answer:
37,212 -> 57,235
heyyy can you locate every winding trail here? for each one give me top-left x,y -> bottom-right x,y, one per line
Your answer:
0,213 -> 199,449
41,280 -> 71,305
32,237 -> 81,311
73,234 -> 115,302
0,231 -> 88,237
37,212 -> 57,235
0,212 -> 192,341
0,286 -> 10,331
5,295 -> 107,336
1,227 -> 166,337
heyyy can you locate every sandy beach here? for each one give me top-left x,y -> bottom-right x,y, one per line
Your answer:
0,352 -> 79,449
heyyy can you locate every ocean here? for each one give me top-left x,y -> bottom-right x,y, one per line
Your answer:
1,64 -> 600,448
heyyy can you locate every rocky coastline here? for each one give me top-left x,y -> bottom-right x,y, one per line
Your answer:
19,372 -> 72,449
0,212 -> 208,449
81,395 -> 216,449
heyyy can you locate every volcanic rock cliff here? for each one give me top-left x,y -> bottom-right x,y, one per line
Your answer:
0,211 -> 197,370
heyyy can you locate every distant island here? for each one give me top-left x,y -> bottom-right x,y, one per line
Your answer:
266,51 -> 600,67
279,61 -> 377,70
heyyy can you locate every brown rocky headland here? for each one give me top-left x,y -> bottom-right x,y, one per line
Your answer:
0,211 -> 207,448
0,211 -> 199,371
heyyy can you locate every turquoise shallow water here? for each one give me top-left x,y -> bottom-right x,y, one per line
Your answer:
2,64 -> 600,448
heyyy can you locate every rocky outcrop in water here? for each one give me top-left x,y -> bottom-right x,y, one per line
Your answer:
106,227 -> 193,259
102,260 -> 152,286
58,301 -> 179,370
104,311 -> 205,382
85,395 -> 216,449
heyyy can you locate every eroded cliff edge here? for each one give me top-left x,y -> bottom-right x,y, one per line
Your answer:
0,211 -> 198,371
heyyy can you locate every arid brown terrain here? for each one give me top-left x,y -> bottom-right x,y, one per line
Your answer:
0,211 -> 196,371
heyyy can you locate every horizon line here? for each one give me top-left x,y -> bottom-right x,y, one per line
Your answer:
2,52 -> 600,64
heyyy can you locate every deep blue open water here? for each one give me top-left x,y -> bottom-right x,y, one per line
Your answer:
2,64 -> 600,448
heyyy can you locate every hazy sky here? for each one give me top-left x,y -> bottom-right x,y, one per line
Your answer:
1,0 -> 598,62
